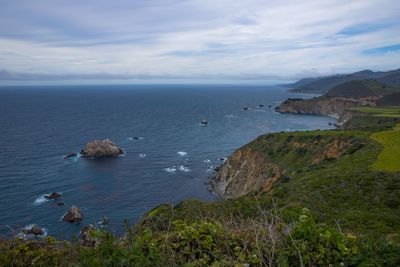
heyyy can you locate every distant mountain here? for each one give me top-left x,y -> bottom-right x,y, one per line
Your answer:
376,92 -> 400,106
286,68 -> 400,94
325,80 -> 400,99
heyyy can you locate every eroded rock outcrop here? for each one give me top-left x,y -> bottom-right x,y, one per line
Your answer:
211,147 -> 282,199
80,139 -> 124,159
22,225 -> 45,236
63,206 -> 83,223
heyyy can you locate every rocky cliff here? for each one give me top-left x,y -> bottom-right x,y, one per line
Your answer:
211,147 -> 281,198
211,133 -> 367,198
275,97 -> 362,120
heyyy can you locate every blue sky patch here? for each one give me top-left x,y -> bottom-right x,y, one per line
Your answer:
363,44 -> 400,55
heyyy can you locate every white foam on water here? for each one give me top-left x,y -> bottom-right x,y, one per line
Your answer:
164,167 -> 177,173
128,137 -> 144,141
177,151 -> 187,156
204,159 -> 211,163
34,194 -> 50,205
178,165 -> 191,172
139,153 -> 147,158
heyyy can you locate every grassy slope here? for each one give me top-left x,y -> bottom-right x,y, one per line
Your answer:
370,123 -> 400,172
349,106 -> 400,171
351,106 -> 400,118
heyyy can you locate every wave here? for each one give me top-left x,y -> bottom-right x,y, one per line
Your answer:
164,167 -> 177,173
34,194 -> 50,205
138,153 -> 147,158
224,114 -> 237,118
177,151 -> 187,156
178,165 -> 191,172
203,159 -> 211,163
127,137 -> 144,141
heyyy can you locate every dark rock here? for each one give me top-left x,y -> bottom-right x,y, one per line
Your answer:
200,120 -> 208,125
45,192 -> 61,200
80,139 -> 124,159
133,137 -> 140,140
22,225 -> 44,236
80,225 -> 99,247
64,152 -> 77,159
268,105 -> 272,108
57,202 -> 65,206
63,205 -> 83,223
259,104 -> 264,107
243,106 -> 248,110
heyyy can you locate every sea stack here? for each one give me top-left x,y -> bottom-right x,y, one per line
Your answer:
80,139 -> 124,159
63,206 -> 83,223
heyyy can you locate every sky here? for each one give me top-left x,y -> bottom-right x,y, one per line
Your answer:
0,0 -> 399,84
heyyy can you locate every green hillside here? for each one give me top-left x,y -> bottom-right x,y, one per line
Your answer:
325,80 -> 399,99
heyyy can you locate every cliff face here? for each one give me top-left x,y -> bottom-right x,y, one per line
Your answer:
211,147 -> 281,198
211,133 -> 367,199
275,97 -> 362,120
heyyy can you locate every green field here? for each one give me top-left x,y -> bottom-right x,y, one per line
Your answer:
371,123 -> 400,172
351,106 -> 400,118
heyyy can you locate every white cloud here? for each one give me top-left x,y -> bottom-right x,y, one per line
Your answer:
0,0 -> 399,83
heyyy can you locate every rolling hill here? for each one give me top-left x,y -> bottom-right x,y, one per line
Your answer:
285,68 -> 400,94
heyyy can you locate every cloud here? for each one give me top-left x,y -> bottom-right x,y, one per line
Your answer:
0,0 -> 399,83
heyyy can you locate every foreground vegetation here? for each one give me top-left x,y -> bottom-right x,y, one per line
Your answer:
1,108 -> 400,266
1,206 -> 399,266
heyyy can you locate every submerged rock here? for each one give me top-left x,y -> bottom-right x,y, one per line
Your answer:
243,106 -> 248,110
63,205 -> 83,223
45,192 -> 61,200
22,225 -> 44,236
57,202 -> 65,206
200,119 -> 208,125
64,152 -> 77,159
80,139 -> 124,159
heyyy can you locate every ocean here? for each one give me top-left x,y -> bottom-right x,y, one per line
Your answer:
0,84 -> 336,239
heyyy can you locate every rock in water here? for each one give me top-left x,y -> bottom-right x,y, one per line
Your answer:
64,152 -> 77,159
22,225 -> 44,236
80,139 -> 124,159
45,192 -> 62,200
63,206 -> 83,223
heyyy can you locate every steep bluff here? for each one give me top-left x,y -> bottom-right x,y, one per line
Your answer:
211,147 -> 281,198
211,133 -> 367,198
275,97 -> 363,124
